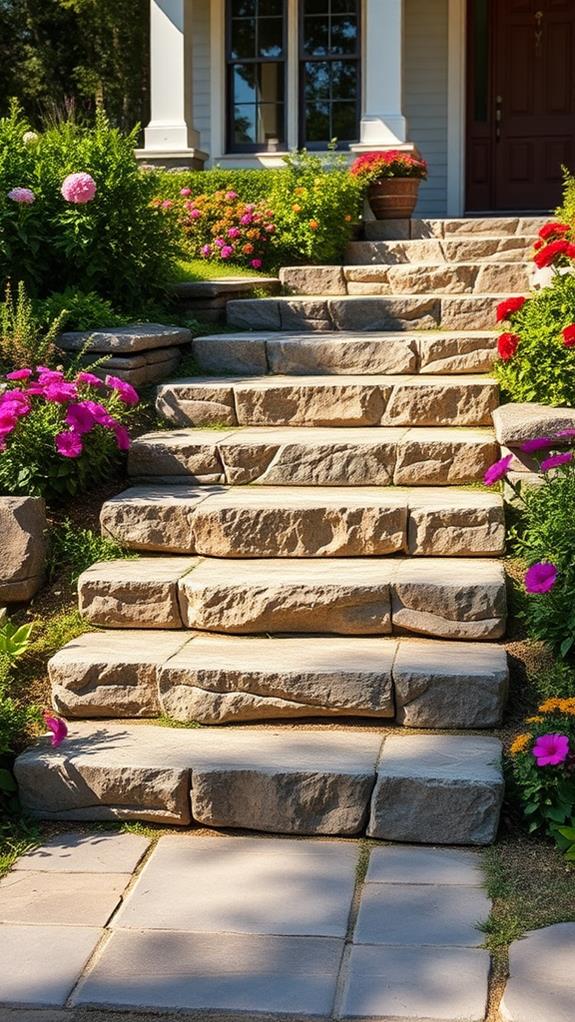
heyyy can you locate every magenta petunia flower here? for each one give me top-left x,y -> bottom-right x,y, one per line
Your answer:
65,403 -> 96,435
484,454 -> 513,486
8,187 -> 35,204
55,431 -> 83,458
61,172 -> 96,204
532,733 -> 570,767
76,371 -> 103,388
225,190 -> 238,200
240,213 -> 253,226
80,399 -> 114,427
112,422 -> 131,451
201,244 -> 212,257
521,436 -> 555,453
525,561 -> 558,594
540,452 -> 573,472
180,187 -> 192,197
227,227 -> 240,238
43,712 -> 68,748
105,375 -> 139,406
0,408 -> 19,434
6,368 -> 33,381
43,381 -> 78,403
220,245 -> 234,259
250,258 -> 262,269
189,208 -> 201,219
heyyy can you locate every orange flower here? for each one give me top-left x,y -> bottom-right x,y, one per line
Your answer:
242,243 -> 254,255
309,219 -> 319,230
510,734 -> 531,756
344,214 -> 352,222
292,204 -> 302,213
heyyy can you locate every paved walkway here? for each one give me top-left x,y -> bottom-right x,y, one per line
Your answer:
0,832 -> 493,1020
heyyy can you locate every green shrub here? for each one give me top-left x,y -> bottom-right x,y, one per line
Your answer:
0,105 -> 179,309
0,619 -> 40,825
34,288 -> 128,331
534,661 -> 575,701
0,281 -> 64,373
49,519 -> 137,582
148,167 -> 273,205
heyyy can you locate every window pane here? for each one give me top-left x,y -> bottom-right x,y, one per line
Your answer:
233,64 -> 258,104
231,0 -> 255,15
230,18 -> 256,58
303,15 -> 329,55
258,16 -> 283,57
304,0 -> 328,13
330,14 -> 358,55
305,102 -> 330,141
259,0 -> 283,14
332,101 -> 357,140
258,102 -> 285,142
332,0 -> 357,12
304,61 -> 330,101
234,104 -> 257,144
259,61 -> 284,102
331,60 -> 358,100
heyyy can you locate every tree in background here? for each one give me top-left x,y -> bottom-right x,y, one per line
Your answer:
0,0 -> 149,133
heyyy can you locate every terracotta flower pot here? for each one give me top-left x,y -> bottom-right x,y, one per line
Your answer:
367,178 -> 421,220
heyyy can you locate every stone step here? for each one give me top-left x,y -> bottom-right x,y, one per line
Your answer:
100,485 -> 505,558
345,236 -> 534,265
128,426 -> 498,487
156,374 -> 499,429
363,215 -> 546,241
280,262 -> 529,296
14,723 -> 504,843
57,323 -> 192,355
191,330 -> 498,376
226,293 -> 508,332
79,555 -> 507,639
50,630 -> 508,728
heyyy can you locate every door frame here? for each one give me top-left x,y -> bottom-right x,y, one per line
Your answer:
447,0 -> 467,215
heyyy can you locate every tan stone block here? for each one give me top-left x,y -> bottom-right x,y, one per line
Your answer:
267,333 -> 419,375
234,376 -> 389,426
128,429 -> 230,481
473,262 -> 529,294
57,323 -> 191,354
78,557 -> 197,629
443,217 -> 519,236
390,559 -> 507,640
279,298 -> 331,331
226,298 -> 281,330
100,486 -> 212,553
329,296 -> 440,331
417,332 -> 498,374
394,429 -> 499,486
492,402 -> 575,446
156,379 -> 238,427
407,489 -> 505,556
345,264 -> 478,294
192,334 -> 268,375
440,295 -> 503,330
280,266 -> 346,295
381,376 -> 498,428
0,496 -> 47,602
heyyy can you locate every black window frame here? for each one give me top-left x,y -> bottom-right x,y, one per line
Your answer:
298,0 -> 361,150
226,0 -> 288,154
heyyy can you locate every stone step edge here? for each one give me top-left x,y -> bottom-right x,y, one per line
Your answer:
14,724 -> 505,844
50,631 -> 509,727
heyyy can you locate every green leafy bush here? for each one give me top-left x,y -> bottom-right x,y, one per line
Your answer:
148,167 -> 272,205
34,288 -> 128,331
0,618 -> 40,825
161,189 -> 276,270
0,105 -> 179,309
534,661 -> 575,701
48,519 -> 137,582
0,282 -> 63,373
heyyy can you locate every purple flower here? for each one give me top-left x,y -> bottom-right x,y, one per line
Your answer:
532,734 -> 570,767
6,368 -> 33,381
540,452 -> 573,472
521,436 -> 555,453
189,208 -> 201,219
105,375 -> 139,407
61,172 -> 96,204
76,371 -> 103,388
225,190 -> 238,200
112,422 -> 131,451
43,381 -> 78,403
227,227 -> 240,238
8,187 -> 35,204
558,429 -> 575,438
484,454 -> 513,486
525,561 -> 558,594
65,403 -> 96,435
55,431 -> 83,458
201,244 -> 212,257
43,712 -> 68,748
240,213 -> 253,226
220,245 -> 234,259
80,400 -> 114,427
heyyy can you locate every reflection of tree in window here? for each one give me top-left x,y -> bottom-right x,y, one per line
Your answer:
227,0 -> 286,151
300,0 -> 360,147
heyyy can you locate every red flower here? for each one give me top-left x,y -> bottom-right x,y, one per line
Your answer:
534,239 -> 569,268
534,239 -> 544,251
538,221 -> 571,241
562,324 -> 575,348
497,332 -> 520,361
496,296 -> 526,323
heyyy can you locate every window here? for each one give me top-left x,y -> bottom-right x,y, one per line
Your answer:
299,0 -> 360,148
226,0 -> 287,152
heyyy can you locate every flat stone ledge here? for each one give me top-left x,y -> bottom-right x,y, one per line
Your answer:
173,276 -> 279,299
499,923 -> 575,1022
0,870 -> 129,927
493,402 -> 575,447
57,323 -> 192,354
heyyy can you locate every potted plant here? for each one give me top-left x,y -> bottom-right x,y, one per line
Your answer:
350,150 -> 428,220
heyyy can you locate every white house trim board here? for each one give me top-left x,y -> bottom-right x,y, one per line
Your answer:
447,0 -> 466,217
352,0 -> 409,151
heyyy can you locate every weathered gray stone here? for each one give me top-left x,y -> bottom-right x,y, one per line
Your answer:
340,945 -> 491,1021
100,486 -> 211,553
0,496 -> 47,602
267,332 -> 419,375
393,639 -> 508,727
0,870 -> 128,926
365,845 -> 485,886
280,265 -> 346,295
78,556 -> 197,628
390,558 -> 507,640
113,835 -> 357,936
84,354 -> 181,388
279,297 -> 332,331
354,883 -> 491,947
417,331 -> 498,374
156,378 -> 238,427
407,489 -> 505,556
345,263 -> 479,294
192,333 -> 268,375
395,427 -> 499,485
73,931 -> 344,1016
14,832 -> 150,874
345,238 -> 446,264
57,323 -> 191,354
500,923 -> 575,1022
226,298 -> 281,330
329,295 -> 440,331
159,635 -> 396,722
0,924 -> 102,1007
49,630 -> 188,717
493,402 -> 575,446
128,429 -> 229,481
368,734 -> 504,845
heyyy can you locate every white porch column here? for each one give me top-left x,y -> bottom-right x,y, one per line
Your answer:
352,0 -> 410,151
142,0 -> 207,164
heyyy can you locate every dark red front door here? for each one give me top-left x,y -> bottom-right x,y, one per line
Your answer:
467,0 -> 575,211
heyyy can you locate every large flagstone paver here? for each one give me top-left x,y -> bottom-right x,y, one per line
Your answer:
112,836 -> 358,936
338,945 -> 491,1022
13,832 -> 150,874
354,884 -> 490,947
72,930 -> 344,1015
0,871 -> 128,927
0,924 -> 103,1007
365,845 -> 485,886
499,923 -> 575,1022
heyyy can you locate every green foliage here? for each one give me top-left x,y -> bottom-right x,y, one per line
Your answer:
557,168 -> 575,229
149,168 -> 273,206
0,621 -> 33,664
0,106 -> 179,308
0,281 -> 63,372
0,615 -> 41,824
34,288 -> 128,331
49,519 -> 137,582
494,273 -> 575,406
534,660 -> 575,701
511,461 -> 575,658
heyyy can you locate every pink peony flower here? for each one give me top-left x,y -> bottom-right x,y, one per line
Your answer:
180,187 -> 192,197
484,454 -> 513,486
55,431 -> 83,458
105,375 -> 139,406
225,190 -> 238,200
43,712 -> 68,748
532,734 -> 570,767
112,422 -> 131,451
189,208 -> 201,219
66,403 -> 96,435
0,408 -> 19,434
214,237 -> 225,248
250,258 -> 263,269
227,227 -> 240,238
76,371 -> 103,388
220,245 -> 234,259
240,213 -> 253,226
201,244 -> 212,257
161,199 -> 173,209
60,172 -> 97,204
8,187 -> 35,204
525,561 -> 558,594
37,368 -> 64,385
540,452 -> 573,472
6,368 -> 33,381
521,436 -> 555,453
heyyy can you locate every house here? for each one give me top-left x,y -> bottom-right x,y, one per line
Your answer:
138,0 -> 575,217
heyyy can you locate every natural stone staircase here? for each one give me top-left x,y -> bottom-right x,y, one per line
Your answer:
16,216 -> 545,843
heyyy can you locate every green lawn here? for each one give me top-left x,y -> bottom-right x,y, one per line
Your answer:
173,258 -> 275,283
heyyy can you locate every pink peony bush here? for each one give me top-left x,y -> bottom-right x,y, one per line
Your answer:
0,366 -> 138,502
60,172 -> 96,204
